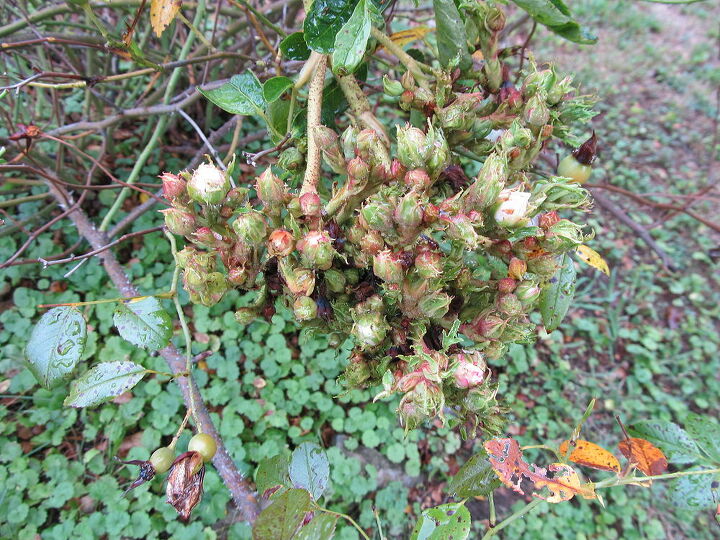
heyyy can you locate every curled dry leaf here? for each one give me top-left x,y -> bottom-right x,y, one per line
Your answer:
166,451 -> 205,521
150,0 -> 182,37
484,438 -> 596,503
559,439 -> 621,473
618,437 -> 668,476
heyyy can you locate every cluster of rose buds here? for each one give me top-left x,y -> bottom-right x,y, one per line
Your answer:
160,1 -> 595,435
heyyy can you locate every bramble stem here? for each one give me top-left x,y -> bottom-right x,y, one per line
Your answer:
595,467 -> 720,488
38,291 -> 174,308
300,53 -> 327,199
482,498 -> 542,539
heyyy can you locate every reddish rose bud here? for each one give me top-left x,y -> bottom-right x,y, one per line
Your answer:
373,250 -> 405,284
497,277 -> 517,293
189,226 -> 230,250
453,352 -> 487,389
359,229 -> 384,255
496,293 -> 522,315
476,315 -> 505,338
346,157 -> 370,182
160,172 -> 186,200
404,169 -> 432,191
299,192 -> 322,217
540,124 -> 554,139
508,257 -> 527,280
267,229 -> 295,257
415,250 -> 443,279
297,230 -> 335,270
423,204 -> 439,224
539,211 -> 561,229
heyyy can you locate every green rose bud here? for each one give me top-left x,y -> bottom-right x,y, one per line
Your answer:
415,250 -> 443,279
418,292 -> 452,320
396,125 -> 428,170
361,199 -> 395,234
463,153 -> 507,211
232,211 -> 268,245
187,163 -> 230,205
523,93 -> 551,127
161,208 -> 196,236
324,269 -> 347,294
315,126 -> 347,174
341,126 -> 359,160
293,296 -> 318,321
373,250 -> 405,284
425,123 -> 451,177
255,168 -> 287,207
297,230 -> 336,270
234,307 -> 258,325
496,293 -> 522,315
382,75 -> 404,97
394,191 -> 424,237
277,146 -> 304,171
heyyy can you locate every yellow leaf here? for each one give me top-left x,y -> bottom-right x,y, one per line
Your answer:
375,27 -> 433,52
150,0 -> 182,38
575,244 -> 609,276
533,463 -> 596,503
559,439 -> 622,473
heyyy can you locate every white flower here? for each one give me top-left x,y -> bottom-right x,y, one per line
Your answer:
494,190 -> 531,227
187,163 -> 229,205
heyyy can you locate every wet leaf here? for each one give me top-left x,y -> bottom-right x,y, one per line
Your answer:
484,438 -> 596,502
256,452 -> 291,496
539,253 -> 576,331
684,413 -> 720,464
25,306 -> 87,388
252,488 -> 311,540
629,420 -> 701,464
280,32 -> 311,61
150,0 -> 181,37
668,468 -> 718,510
559,439 -> 621,473
331,0 -> 375,76
618,437 -> 668,476
113,296 -> 172,351
575,244 -> 610,275
294,513 -> 338,540
199,71 -> 266,116
289,442 -> 329,500
447,451 -> 501,498
303,0 -> 356,54
263,76 -> 294,103
64,361 -> 147,408
511,0 -> 597,44
433,0 -> 470,69
410,502 -> 471,540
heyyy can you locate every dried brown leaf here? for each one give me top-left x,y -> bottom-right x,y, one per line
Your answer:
166,451 -> 205,521
618,437 -> 668,476
150,0 -> 182,37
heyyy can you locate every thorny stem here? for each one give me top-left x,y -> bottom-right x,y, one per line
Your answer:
311,503 -> 370,540
336,73 -> 391,148
370,27 -> 431,87
482,498 -> 542,540
165,230 -> 200,428
300,53 -> 327,198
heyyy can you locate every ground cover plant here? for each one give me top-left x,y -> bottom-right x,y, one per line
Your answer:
1,0 -> 719,538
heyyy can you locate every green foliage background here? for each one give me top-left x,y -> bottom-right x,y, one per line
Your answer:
1,0 -> 719,538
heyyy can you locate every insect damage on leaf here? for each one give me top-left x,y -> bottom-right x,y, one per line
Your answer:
618,437 -> 668,476
484,438 -> 596,502
559,439 -> 621,473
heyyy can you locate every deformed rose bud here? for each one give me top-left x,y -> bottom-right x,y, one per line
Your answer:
494,190 -> 531,228
315,126 -> 347,174
373,250 -> 405,284
497,277 -> 517,294
161,208 -> 196,236
394,191 -> 424,237
297,230 -> 335,270
267,229 -> 295,257
463,153 -> 507,211
361,199 -> 395,235
189,227 -> 231,250
523,68 -> 556,98
515,280 -> 542,309
166,451 -> 205,522
415,250 -> 443,279
277,147 -> 304,171
359,229 -> 384,256
523,93 -> 551,128
187,163 -> 230,205
342,353 -> 371,387
278,259 -> 315,297
496,293 -> 522,316
404,169 -> 432,191
508,257 -> 527,280
256,168 -> 287,207
299,192 -> 322,218
352,311 -> 389,349
382,75 -> 404,96
161,172 -> 187,201
396,125 -> 428,169
539,211 -> 561,229
452,352 -> 487,389
398,380 -> 443,431
418,292 -> 452,320
324,269 -> 346,294
293,296 -> 318,321
232,211 -> 267,245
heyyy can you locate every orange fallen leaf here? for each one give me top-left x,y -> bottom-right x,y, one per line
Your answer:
484,438 -> 596,503
618,437 -> 668,476
150,0 -> 182,37
559,439 -> 621,473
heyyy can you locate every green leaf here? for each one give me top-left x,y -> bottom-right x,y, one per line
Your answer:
331,0 -> 373,75
684,413 -> 720,464
199,71 -> 266,116
263,76 -> 294,103
267,95 -> 291,143
629,420 -> 702,464
252,488 -> 311,540
447,451 -> 501,498
511,0 -> 597,44
25,306 -> 87,389
668,469 -> 719,510
294,513 -> 338,540
280,32 -> 311,60
64,361 -> 147,408
288,442 -> 330,500
113,296 -> 172,351
410,502 -> 471,540
539,253 -> 576,331
256,452 -> 291,495
433,0 -> 471,69
303,0 -> 357,54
